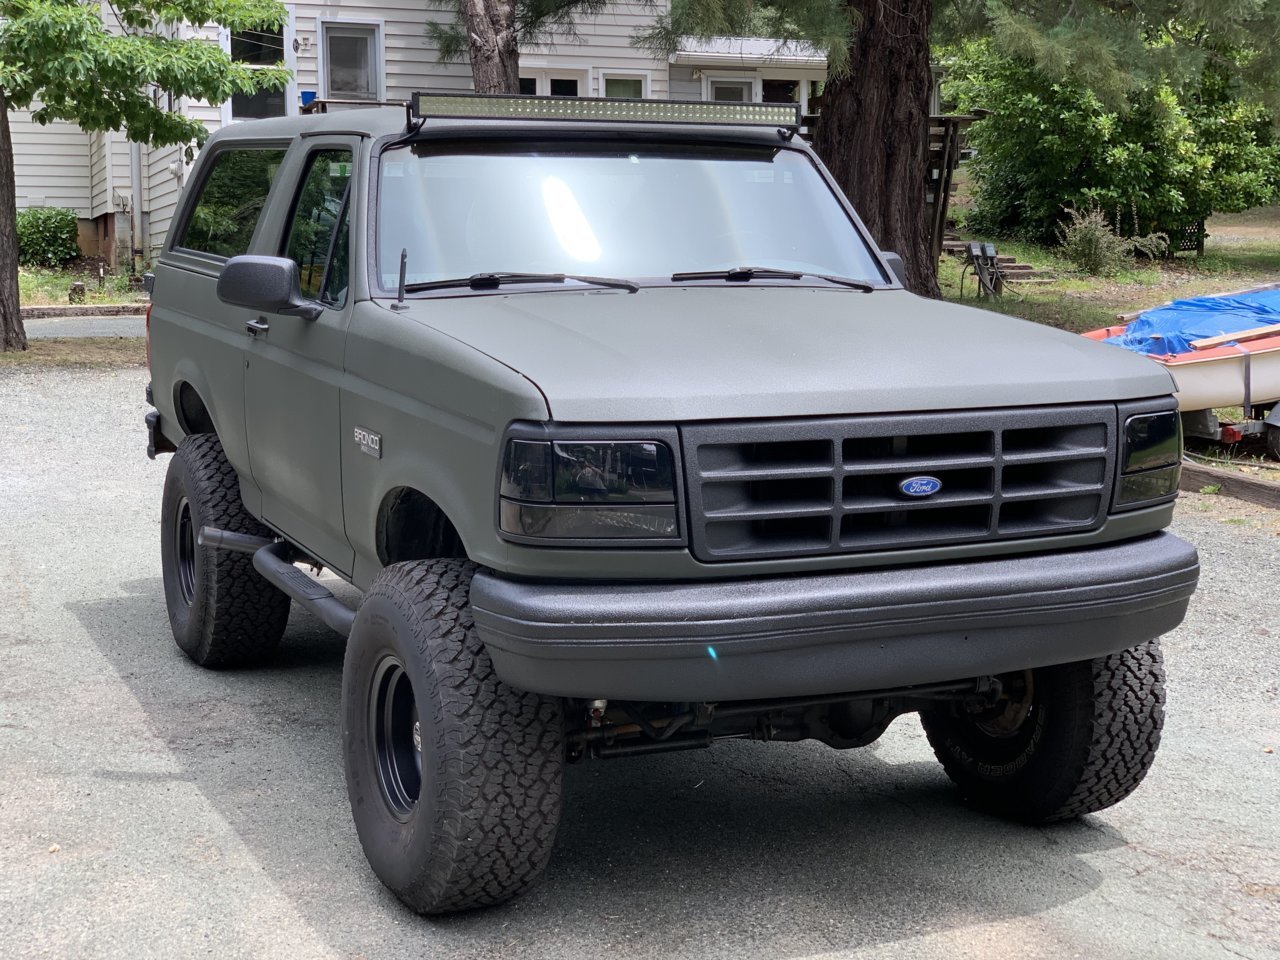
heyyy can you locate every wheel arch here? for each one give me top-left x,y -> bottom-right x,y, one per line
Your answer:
173,380 -> 217,437
375,486 -> 469,566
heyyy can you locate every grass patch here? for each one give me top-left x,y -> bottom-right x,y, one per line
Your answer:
0,337 -> 146,368
18,266 -> 144,307
941,204 -> 1280,334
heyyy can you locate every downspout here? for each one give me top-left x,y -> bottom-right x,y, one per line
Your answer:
129,140 -> 144,274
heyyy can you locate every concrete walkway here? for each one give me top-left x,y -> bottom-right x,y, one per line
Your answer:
24,315 -> 146,339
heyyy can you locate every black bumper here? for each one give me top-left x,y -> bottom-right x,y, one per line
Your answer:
470,532 -> 1199,701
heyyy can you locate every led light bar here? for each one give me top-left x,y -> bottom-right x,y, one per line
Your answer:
410,93 -> 801,128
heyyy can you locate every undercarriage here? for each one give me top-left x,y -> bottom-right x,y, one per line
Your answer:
564,677 -> 1008,761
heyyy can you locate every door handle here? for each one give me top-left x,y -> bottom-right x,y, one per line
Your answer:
245,316 -> 270,336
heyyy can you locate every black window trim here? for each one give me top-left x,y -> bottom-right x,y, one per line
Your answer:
169,139 -> 293,263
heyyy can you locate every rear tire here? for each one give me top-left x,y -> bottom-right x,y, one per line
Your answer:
1266,423 -> 1280,461
160,434 -> 291,667
920,640 -> 1165,824
342,559 -> 564,915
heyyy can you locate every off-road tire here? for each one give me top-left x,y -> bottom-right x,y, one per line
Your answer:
161,434 -> 291,666
920,640 -> 1165,824
342,559 -> 564,915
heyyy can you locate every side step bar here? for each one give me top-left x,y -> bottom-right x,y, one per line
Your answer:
197,526 -> 356,637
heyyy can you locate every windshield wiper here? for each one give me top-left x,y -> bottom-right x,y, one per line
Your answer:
670,266 -> 876,292
404,272 -> 638,293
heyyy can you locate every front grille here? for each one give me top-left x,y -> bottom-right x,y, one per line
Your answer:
682,405 -> 1116,562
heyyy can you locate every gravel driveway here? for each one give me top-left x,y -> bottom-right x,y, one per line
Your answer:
1,366 -> 1276,960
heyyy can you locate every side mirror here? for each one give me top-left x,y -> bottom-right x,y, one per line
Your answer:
217,255 -> 322,321
882,251 -> 907,286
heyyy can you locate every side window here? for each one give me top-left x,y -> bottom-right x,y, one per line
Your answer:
179,147 -> 287,258
283,149 -> 353,305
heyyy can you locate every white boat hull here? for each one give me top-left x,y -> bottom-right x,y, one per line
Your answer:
1163,346 -> 1280,411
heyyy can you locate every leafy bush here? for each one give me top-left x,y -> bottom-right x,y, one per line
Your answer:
15,207 -> 81,267
1056,206 -> 1167,277
944,41 -> 1280,243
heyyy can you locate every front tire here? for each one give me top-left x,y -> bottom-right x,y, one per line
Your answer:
920,640 -> 1165,823
160,434 -> 291,667
342,559 -> 564,915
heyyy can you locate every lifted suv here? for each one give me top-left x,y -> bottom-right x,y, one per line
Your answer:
145,95 -> 1198,914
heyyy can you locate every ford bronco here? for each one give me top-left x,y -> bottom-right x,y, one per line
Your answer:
144,94 -> 1199,914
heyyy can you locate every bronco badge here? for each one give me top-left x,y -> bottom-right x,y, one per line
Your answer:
354,426 -> 382,459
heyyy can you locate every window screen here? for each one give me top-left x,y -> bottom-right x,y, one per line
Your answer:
325,25 -> 378,100
179,148 -> 287,258
283,149 -> 353,305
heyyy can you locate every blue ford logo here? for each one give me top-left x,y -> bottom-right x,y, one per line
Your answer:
898,476 -> 943,498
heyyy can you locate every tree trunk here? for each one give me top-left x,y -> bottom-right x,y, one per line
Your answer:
462,0 -> 520,94
0,88 -> 27,352
814,0 -> 938,298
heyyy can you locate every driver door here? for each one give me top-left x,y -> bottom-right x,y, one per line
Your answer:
243,139 -> 357,572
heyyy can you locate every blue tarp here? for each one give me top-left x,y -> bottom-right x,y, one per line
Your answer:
1104,288 -> 1280,356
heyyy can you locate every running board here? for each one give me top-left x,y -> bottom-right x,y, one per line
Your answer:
197,526 -> 356,637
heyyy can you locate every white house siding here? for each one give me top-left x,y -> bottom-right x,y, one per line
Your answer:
668,65 -> 700,100
89,131 -> 111,217
519,2 -> 668,98
290,0 -> 472,100
9,108 -> 92,216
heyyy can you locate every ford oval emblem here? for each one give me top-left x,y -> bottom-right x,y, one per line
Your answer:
898,475 -> 943,498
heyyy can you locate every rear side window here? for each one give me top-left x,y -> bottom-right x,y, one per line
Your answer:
283,148 -> 353,305
178,147 -> 287,258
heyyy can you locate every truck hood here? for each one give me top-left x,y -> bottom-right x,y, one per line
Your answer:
397,286 -> 1174,422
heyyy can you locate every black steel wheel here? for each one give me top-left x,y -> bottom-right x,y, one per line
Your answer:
1266,423 -> 1280,462
173,496 -> 197,605
160,434 -> 291,667
370,655 -> 422,819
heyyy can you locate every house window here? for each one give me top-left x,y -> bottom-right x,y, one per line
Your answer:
710,79 -> 752,102
761,78 -> 800,105
603,75 -> 645,99
229,26 -> 287,119
323,23 -> 381,101
518,70 -> 587,97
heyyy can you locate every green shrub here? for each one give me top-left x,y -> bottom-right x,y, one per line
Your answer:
15,207 -> 81,267
945,41 -> 1280,243
1056,206 -> 1168,277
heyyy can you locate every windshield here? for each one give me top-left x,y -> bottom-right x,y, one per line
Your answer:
376,142 -> 886,290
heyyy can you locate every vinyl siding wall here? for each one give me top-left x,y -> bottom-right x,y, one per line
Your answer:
518,2 -> 668,98
9,108 -> 92,216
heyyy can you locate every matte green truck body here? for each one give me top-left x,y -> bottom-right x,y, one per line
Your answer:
145,100 -> 1199,914
146,104 -> 1197,700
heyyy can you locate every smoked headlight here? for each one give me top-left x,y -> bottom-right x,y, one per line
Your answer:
499,437 -> 681,543
1115,409 -> 1181,508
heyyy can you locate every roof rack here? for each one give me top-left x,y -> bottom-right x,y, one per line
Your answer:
409,92 -> 802,129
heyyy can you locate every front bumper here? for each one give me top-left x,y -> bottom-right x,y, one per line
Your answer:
470,532 -> 1199,700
